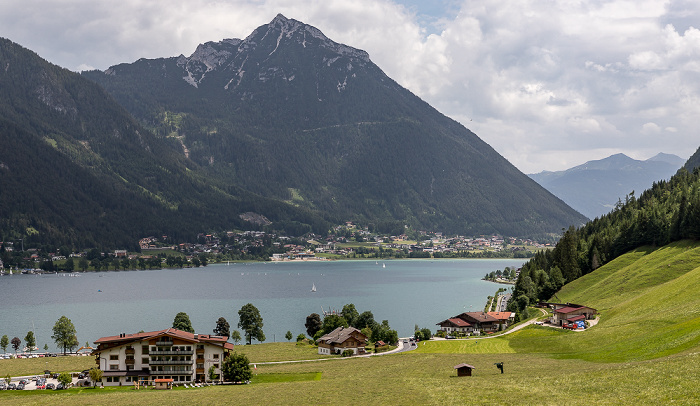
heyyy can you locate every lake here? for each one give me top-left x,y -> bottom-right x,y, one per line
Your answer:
0,259 -> 524,349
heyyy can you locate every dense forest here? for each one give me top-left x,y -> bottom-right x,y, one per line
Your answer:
509,166 -> 700,315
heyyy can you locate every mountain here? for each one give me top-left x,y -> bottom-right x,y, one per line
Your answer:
82,14 -> 586,237
0,37 -> 329,250
685,146 -> 700,172
529,153 -> 684,219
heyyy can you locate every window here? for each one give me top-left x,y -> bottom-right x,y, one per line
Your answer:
142,358 -> 149,364
142,345 -> 149,354
213,353 -> 219,359
213,363 -> 219,369
109,355 -> 118,361
109,364 -> 119,370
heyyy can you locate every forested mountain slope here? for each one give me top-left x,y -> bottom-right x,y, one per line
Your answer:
83,14 -> 586,237
0,37 -> 328,250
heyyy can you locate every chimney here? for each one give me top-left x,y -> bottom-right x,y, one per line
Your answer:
194,334 -> 198,340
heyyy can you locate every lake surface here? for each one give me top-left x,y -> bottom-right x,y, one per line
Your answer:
0,259 -> 524,349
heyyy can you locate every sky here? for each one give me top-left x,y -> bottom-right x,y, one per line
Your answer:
1,0 -> 699,173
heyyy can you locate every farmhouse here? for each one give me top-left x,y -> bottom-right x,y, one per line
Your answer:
436,317 -> 473,334
317,326 -> 368,355
92,328 -> 233,386
543,303 -> 598,327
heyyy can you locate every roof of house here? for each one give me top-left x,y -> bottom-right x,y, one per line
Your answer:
437,318 -> 472,327
554,306 -> 596,314
567,314 -> 586,322
456,312 -> 499,323
318,326 -> 367,346
454,363 -> 476,369
487,312 -> 513,320
93,328 -> 231,351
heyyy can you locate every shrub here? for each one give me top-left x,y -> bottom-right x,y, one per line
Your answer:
342,349 -> 354,357
222,352 -> 252,383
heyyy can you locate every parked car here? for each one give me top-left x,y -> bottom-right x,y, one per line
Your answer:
56,383 -> 64,390
78,373 -> 85,379
16,383 -> 25,390
46,383 -> 55,390
8,383 -> 16,390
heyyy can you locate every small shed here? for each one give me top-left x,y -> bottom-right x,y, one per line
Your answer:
154,379 -> 173,390
454,363 -> 476,377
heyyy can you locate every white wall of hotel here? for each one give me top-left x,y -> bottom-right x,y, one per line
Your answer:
97,340 -> 225,386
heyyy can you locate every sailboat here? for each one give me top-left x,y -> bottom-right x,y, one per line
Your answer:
382,263 -> 386,268
311,283 -> 317,292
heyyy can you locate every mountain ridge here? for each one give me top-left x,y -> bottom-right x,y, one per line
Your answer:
82,14 -> 587,238
529,153 -> 684,219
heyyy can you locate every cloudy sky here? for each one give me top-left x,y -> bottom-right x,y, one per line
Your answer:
2,0 -> 699,173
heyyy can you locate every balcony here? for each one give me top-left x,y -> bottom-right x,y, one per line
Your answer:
125,359 -> 135,365
196,348 -> 205,355
125,348 -> 135,355
148,360 -> 193,365
149,350 -> 193,356
150,369 -> 192,375
155,340 -> 174,346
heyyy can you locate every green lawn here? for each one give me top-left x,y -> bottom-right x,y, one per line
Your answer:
232,342 -> 332,363
0,355 -> 95,378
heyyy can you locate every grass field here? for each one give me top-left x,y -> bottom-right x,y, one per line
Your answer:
0,355 -> 95,378
1,241 -> 698,404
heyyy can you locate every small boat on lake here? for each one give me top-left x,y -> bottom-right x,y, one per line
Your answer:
311,283 -> 316,292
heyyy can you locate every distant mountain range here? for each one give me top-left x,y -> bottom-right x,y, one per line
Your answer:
529,153 -> 684,219
0,15 -> 587,249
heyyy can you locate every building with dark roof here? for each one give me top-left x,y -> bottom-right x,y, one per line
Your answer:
93,328 -> 234,386
437,311 -> 513,335
317,326 -> 367,355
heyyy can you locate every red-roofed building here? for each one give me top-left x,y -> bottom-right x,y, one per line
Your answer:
92,328 -> 234,386
436,317 -> 473,334
437,311 -> 507,335
546,303 -> 597,327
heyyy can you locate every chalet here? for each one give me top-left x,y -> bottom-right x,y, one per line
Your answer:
543,303 -> 598,327
487,311 -> 514,327
317,327 -> 367,355
437,312 -> 507,335
92,328 -> 233,386
436,318 -> 473,334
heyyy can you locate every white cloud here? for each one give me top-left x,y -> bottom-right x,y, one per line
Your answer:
0,0 -> 698,172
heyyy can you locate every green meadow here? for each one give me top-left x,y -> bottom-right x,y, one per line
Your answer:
1,241 -> 699,404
